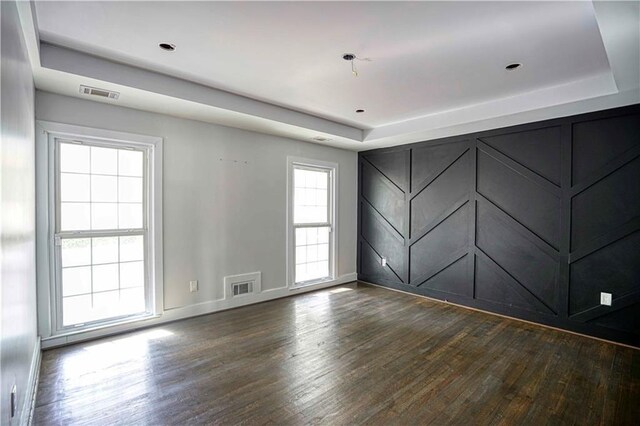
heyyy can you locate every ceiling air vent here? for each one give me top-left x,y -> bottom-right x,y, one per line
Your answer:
79,85 -> 120,100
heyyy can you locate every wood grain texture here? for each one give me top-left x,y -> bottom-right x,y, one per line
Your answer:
34,283 -> 639,425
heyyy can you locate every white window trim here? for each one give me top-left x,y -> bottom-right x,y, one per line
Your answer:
36,121 -> 163,338
286,156 -> 338,289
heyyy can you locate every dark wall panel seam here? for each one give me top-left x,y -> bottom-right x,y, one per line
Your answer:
413,251 -> 468,287
360,195 -> 405,239
478,136 -> 562,188
410,198 -> 469,244
468,141 -> 478,299
403,149 -> 411,283
477,141 -> 562,197
559,124 -> 572,319
361,156 -> 406,194
359,236 -> 405,284
361,200 -> 405,243
569,225 -> 640,264
475,247 -> 557,315
411,147 -> 470,199
569,290 -> 640,322
475,192 -> 560,254
569,146 -> 640,196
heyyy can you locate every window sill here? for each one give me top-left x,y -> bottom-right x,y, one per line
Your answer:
290,276 -> 336,290
44,312 -> 162,345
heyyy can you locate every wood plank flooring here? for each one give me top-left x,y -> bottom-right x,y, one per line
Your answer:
34,282 -> 639,425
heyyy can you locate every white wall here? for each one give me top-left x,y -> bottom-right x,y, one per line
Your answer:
35,91 -> 357,331
1,1 -> 38,425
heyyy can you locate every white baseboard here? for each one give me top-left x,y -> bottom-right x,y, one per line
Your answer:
163,272 -> 357,321
22,337 -> 41,426
41,273 -> 357,349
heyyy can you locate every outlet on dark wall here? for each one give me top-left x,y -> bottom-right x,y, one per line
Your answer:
357,104 -> 640,347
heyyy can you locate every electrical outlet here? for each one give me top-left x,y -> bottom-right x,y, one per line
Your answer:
189,280 -> 198,292
600,292 -> 612,306
10,384 -> 17,418
381,257 -> 387,267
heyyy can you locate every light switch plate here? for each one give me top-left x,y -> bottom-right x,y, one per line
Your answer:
381,257 -> 387,267
600,292 -> 612,306
189,280 -> 198,292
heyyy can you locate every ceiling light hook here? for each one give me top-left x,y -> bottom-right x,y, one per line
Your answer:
343,53 -> 366,78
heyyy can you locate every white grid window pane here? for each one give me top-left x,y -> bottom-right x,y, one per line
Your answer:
120,288 -> 146,313
60,144 -> 89,173
91,203 -> 118,230
119,150 -> 143,177
119,204 -> 143,229
60,173 -> 90,202
91,175 -> 117,202
296,246 -> 307,264
92,291 -> 121,320
317,244 -> 329,261
61,203 -> 90,231
294,226 -> 330,283
90,146 -> 117,175
61,238 -> 91,267
118,177 -> 143,202
63,295 -> 92,326
62,266 -> 91,297
59,142 -> 145,232
60,236 -> 147,326
93,264 -> 119,292
92,237 -> 118,265
120,261 -> 144,288
120,236 -> 144,262
295,228 -> 307,245
294,168 -> 329,224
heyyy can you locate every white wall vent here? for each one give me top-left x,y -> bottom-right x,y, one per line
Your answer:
79,85 -> 120,100
232,281 -> 253,296
224,271 -> 261,299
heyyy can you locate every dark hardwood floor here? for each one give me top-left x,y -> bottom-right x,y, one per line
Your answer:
34,282 -> 639,425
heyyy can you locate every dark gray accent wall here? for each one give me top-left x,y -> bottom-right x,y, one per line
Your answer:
357,104 -> 640,347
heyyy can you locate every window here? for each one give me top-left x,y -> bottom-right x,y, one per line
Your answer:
48,131 -> 162,332
288,158 -> 337,286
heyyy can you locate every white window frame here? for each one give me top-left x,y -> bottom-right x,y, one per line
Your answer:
36,121 -> 163,337
286,157 -> 338,288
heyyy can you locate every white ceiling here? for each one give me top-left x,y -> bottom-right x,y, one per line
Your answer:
20,1 -> 640,150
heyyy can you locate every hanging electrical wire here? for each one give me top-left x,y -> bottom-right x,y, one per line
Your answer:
342,53 -> 372,77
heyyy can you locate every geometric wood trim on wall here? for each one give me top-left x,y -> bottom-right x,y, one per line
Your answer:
409,140 -> 472,296
567,112 -> 640,338
358,104 -> 640,347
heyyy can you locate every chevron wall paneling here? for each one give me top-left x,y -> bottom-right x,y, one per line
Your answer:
357,104 -> 640,347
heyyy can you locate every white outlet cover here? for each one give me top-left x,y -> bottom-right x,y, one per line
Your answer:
600,292 -> 612,306
190,280 -> 198,292
381,257 -> 387,267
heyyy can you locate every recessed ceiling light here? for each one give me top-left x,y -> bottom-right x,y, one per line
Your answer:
159,42 -> 176,52
505,63 -> 522,71
356,109 -> 365,113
